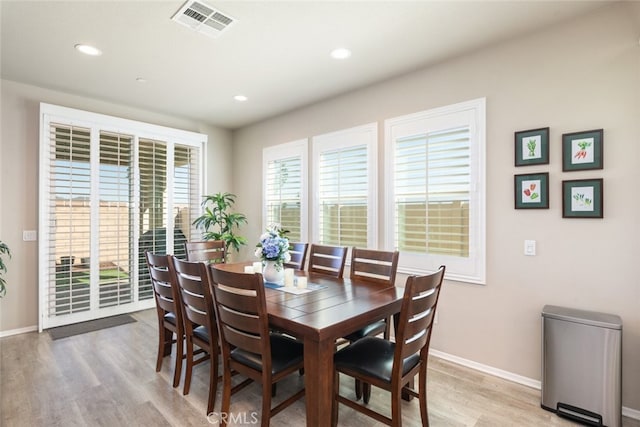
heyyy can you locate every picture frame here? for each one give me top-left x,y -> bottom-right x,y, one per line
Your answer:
514,172 -> 549,209
515,127 -> 549,166
562,179 -> 603,218
562,129 -> 603,171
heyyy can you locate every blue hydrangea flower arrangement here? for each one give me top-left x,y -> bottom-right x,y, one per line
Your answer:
255,224 -> 291,270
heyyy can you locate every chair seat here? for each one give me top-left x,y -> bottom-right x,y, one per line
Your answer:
334,337 -> 419,383
163,312 -> 177,325
231,334 -> 303,375
193,325 -> 210,343
343,320 -> 387,342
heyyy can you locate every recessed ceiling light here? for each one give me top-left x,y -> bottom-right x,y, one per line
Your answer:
234,95 -> 248,102
74,44 -> 102,56
330,48 -> 351,59
136,77 -> 147,84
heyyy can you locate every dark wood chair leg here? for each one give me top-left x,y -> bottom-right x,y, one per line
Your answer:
355,378 -> 362,400
271,383 -> 277,397
172,333 -> 183,388
362,382 -> 371,404
183,338 -> 194,395
261,377 -> 272,427
207,350 -> 219,415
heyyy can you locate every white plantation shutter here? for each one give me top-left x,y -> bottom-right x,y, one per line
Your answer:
173,143 -> 201,252
385,99 -> 485,283
98,131 -> 133,308
263,140 -> 307,242
394,127 -> 470,256
47,124 -> 92,316
39,103 -> 205,330
313,123 -> 377,247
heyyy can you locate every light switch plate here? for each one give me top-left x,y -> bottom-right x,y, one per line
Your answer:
23,230 -> 37,241
524,240 -> 536,256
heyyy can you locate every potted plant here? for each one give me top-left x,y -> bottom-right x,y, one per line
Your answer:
193,192 -> 248,257
0,240 -> 11,298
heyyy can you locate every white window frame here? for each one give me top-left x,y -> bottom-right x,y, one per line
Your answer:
384,98 -> 486,284
262,139 -> 309,241
39,103 -> 207,331
312,123 -> 378,248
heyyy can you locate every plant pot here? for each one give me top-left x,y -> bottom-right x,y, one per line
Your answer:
262,260 -> 284,284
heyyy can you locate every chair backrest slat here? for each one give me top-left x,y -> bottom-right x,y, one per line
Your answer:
284,242 -> 309,270
185,240 -> 226,264
349,248 -> 399,286
394,266 -> 445,371
308,244 -> 348,278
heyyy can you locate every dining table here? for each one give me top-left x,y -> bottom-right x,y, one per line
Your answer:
214,262 -> 405,427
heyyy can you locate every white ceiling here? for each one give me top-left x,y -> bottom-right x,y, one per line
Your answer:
1,1 -> 613,129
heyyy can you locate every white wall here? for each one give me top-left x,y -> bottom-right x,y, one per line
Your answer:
231,3 -> 640,412
0,79 -> 232,333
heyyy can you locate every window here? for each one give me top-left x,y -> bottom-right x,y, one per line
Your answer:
262,140 -> 308,241
39,103 -> 206,330
385,99 -> 486,283
312,123 -> 377,247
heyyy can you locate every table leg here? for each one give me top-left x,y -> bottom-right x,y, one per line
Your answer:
304,337 -> 335,427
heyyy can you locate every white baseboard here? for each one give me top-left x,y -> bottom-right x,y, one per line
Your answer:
623,406 -> 640,421
429,349 -> 640,421
0,325 -> 38,338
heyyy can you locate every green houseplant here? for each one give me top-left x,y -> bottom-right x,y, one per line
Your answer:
0,241 -> 11,298
193,192 -> 248,256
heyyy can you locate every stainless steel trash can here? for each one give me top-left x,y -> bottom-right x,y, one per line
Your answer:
541,305 -> 622,427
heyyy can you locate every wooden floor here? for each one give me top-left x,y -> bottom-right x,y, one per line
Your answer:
1,309 -> 637,427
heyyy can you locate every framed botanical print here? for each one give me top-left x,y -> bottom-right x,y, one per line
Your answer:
562,179 -> 603,218
515,127 -> 549,166
562,129 -> 603,171
514,173 -> 549,209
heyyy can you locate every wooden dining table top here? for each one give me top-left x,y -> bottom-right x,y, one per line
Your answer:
213,262 -> 405,426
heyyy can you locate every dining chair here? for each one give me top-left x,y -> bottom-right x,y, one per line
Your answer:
343,247 -> 399,399
284,242 -> 309,270
185,240 -> 226,264
307,244 -> 348,278
332,266 -> 446,427
209,265 -> 305,427
345,248 -> 400,341
172,256 -> 219,415
145,251 -> 185,389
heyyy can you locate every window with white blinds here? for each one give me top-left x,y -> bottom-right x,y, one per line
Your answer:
98,131 -> 133,308
385,99 -> 486,283
39,103 -> 206,330
263,140 -> 308,242
312,123 -> 377,248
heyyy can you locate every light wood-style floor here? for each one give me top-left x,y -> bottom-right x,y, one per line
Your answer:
1,309 -> 637,427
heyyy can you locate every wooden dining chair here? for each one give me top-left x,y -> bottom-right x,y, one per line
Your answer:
345,248 -> 400,341
185,240 -> 226,264
209,265 -> 305,427
332,266 -> 446,427
343,247 -> 399,399
284,242 -> 309,270
307,244 -> 348,278
145,251 -> 185,389
171,256 -> 219,415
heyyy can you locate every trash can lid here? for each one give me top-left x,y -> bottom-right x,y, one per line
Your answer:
542,305 -> 622,329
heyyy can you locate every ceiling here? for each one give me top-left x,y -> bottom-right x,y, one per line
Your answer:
1,1 -> 613,130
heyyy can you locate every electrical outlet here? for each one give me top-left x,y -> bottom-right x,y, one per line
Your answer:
23,230 -> 37,241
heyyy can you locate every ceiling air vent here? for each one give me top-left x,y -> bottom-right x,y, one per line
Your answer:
171,0 -> 236,38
